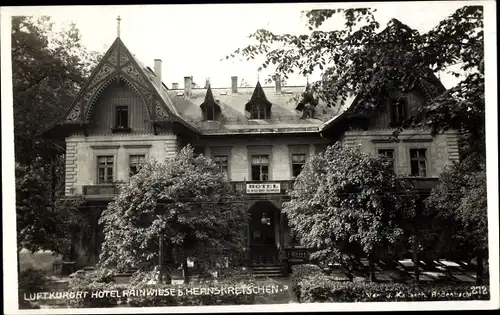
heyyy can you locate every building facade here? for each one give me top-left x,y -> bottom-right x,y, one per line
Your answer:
43,35 -> 459,272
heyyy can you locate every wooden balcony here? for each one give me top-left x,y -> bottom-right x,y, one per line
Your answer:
231,180 -> 294,195
82,184 -> 120,201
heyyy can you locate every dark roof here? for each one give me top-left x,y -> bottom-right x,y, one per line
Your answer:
199,85 -> 222,115
245,81 -> 272,112
204,84 -> 215,103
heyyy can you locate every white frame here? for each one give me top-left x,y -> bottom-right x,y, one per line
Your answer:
91,145 -> 120,185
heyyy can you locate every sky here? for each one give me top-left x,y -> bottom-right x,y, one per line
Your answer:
5,2 -> 474,89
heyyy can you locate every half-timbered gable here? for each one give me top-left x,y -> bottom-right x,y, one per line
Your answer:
86,80 -> 155,135
42,37 -> 198,140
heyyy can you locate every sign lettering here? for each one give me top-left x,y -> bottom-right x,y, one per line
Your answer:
246,183 -> 281,194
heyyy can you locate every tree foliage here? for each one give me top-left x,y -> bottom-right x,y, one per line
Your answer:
283,143 -> 417,275
227,6 -> 484,154
15,163 -> 87,257
425,155 -> 487,259
16,164 -> 54,253
12,16 -> 102,166
98,146 -> 248,278
424,155 -> 487,283
13,16 -> 102,256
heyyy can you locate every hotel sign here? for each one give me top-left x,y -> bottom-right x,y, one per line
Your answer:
246,183 -> 281,194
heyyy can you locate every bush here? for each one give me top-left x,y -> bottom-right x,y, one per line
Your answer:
19,269 -> 49,294
18,269 -> 50,309
68,269 -> 126,308
298,275 -> 491,303
290,264 -> 323,298
219,267 -> 255,283
67,268 -> 289,307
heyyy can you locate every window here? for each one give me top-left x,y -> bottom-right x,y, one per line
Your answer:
115,106 -> 129,128
378,149 -> 395,171
129,155 -> 145,176
250,104 -> 269,119
97,156 -> 114,184
291,154 -> 306,177
205,107 -> 215,121
213,155 -> 229,179
410,149 -> 427,177
251,155 -> 270,181
390,99 -> 406,126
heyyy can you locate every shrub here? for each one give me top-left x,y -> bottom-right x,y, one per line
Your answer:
18,269 -> 50,309
18,269 -> 49,294
67,269 -> 126,308
298,276 -> 491,303
124,282 -> 178,307
66,267 -> 290,307
290,264 -> 323,298
219,267 -> 255,284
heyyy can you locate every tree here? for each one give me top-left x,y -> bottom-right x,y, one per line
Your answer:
226,6 -> 484,157
283,143 -> 417,282
16,164 -> 54,254
12,16 -> 102,167
425,155 -> 487,284
13,16 -> 103,259
98,146 -> 248,283
16,162 -> 89,273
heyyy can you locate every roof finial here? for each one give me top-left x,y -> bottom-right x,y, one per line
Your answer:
257,71 -> 260,82
117,15 -> 121,38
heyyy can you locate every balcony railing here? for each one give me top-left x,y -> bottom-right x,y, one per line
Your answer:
402,177 -> 439,191
285,247 -> 312,263
231,180 -> 294,195
83,184 -> 120,200
80,178 -> 435,201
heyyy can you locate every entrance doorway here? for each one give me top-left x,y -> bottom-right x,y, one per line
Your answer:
248,201 -> 280,265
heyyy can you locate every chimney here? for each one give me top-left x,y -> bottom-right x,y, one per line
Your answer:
275,74 -> 282,94
184,76 -> 192,97
231,76 -> 238,94
172,83 -> 179,89
154,59 -> 162,87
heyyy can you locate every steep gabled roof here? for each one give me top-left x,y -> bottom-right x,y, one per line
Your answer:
200,85 -> 218,109
244,81 -> 272,112
199,85 -> 222,119
318,70 -> 448,133
41,37 -> 199,138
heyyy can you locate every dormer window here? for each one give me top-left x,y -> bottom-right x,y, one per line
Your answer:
296,86 -> 318,119
112,105 -> 131,132
202,105 -> 220,121
200,85 -> 221,121
206,107 -> 215,121
250,103 -> 270,119
245,81 -> 272,120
